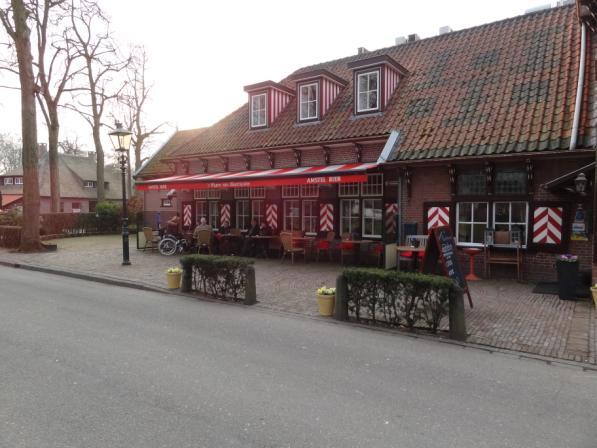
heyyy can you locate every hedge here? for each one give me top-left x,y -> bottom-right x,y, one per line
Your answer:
180,254 -> 255,303
0,225 -> 21,248
342,268 -> 456,332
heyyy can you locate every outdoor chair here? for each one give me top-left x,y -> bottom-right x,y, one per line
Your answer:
280,231 -> 305,264
400,234 -> 428,270
196,229 -> 212,254
366,242 -> 384,267
316,231 -> 336,261
142,226 -> 160,252
484,229 -> 523,282
339,232 -> 355,265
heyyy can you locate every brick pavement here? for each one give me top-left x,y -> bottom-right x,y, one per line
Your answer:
0,235 -> 595,364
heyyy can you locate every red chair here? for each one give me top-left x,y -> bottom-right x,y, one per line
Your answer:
339,232 -> 355,265
316,231 -> 336,261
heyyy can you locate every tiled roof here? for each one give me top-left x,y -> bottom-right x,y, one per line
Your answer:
0,152 -> 123,200
136,128 -> 205,177
169,5 -> 590,163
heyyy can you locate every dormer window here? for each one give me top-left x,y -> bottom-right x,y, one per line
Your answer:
251,93 -> 267,128
299,82 -> 319,121
244,81 -> 295,129
83,180 -> 97,188
4,177 -> 13,185
14,177 -> 23,185
356,70 -> 380,113
348,55 -> 409,115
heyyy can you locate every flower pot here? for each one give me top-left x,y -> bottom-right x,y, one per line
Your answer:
591,287 -> 597,308
166,272 -> 182,289
556,259 -> 579,300
317,294 -> 335,316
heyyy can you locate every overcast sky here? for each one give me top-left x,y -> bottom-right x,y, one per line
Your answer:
0,0 -> 563,159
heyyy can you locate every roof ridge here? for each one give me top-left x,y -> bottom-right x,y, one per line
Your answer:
291,3 -> 575,75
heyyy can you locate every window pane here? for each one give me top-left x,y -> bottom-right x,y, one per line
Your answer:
473,202 -> 487,222
368,72 -> 378,90
458,203 -> 472,222
494,202 -> 509,222
358,92 -> 368,110
369,91 -> 378,109
494,223 -> 509,232
458,224 -> 471,243
358,75 -> 368,91
473,224 -> 486,244
511,203 -> 526,222
457,172 -> 486,195
495,170 -> 526,195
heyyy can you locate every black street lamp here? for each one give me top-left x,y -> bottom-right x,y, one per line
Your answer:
109,121 -> 133,266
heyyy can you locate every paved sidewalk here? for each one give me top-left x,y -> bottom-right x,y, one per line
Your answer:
1,235 -> 595,365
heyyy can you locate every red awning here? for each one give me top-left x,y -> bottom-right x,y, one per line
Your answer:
136,163 -> 378,191
1,194 -> 22,208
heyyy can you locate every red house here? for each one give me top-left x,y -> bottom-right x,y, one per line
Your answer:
136,3 -> 597,282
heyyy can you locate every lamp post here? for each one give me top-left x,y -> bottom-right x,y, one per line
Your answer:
109,121 -> 133,266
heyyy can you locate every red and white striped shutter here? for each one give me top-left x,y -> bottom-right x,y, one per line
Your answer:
385,203 -> 398,234
532,206 -> 563,245
427,206 -> 450,230
220,203 -> 231,225
320,203 -> 334,232
182,202 -> 193,228
266,204 -> 278,230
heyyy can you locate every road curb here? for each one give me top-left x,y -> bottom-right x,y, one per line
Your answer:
1,259 -> 595,372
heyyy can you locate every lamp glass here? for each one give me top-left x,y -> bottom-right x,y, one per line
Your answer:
109,126 -> 132,153
574,173 -> 587,194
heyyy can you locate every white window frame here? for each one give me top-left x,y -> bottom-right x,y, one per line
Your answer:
456,202 -> 489,246
72,202 -> 81,213
251,93 -> 267,128
234,187 -> 250,199
208,201 -> 219,229
161,198 -> 172,208
362,198 -> 382,238
194,189 -> 221,200
196,201 -> 207,223
302,200 -> 318,235
361,174 -> 383,197
14,177 -> 23,185
236,200 -> 250,230
283,199 -> 300,231
340,199 -> 360,235
338,182 -> 360,197
299,82 -> 319,121
493,201 -> 529,246
4,177 -> 13,185
300,184 -> 319,198
252,199 -> 264,224
282,185 -> 300,198
356,70 -> 380,113
83,180 -> 95,188
250,187 -> 266,199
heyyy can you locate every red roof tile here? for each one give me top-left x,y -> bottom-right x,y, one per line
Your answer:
170,5 -> 589,162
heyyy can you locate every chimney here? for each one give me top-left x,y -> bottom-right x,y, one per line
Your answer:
357,47 -> 369,55
395,36 -> 407,46
407,33 -> 420,43
439,25 -> 452,35
524,4 -> 550,14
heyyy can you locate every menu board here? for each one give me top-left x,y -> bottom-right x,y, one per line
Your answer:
422,226 -> 473,308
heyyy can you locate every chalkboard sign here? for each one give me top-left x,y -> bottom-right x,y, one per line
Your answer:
422,226 -> 473,308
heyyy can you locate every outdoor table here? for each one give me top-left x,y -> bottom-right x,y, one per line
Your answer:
293,236 -> 317,260
462,247 -> 483,281
251,235 -> 277,258
396,245 -> 425,271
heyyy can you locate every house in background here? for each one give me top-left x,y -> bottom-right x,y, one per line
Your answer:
0,145 -> 123,213
135,2 -> 596,282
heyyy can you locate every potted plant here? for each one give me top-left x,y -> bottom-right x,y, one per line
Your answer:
316,286 -> 336,316
166,267 -> 183,289
591,284 -> 597,308
556,254 -> 579,300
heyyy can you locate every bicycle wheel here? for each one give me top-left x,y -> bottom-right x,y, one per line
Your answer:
159,237 -> 177,256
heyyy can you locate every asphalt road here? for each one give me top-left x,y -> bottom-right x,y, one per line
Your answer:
1,266 -> 596,448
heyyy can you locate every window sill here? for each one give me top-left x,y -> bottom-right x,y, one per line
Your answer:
351,111 -> 383,120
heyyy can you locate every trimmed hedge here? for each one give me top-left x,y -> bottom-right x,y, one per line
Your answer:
0,225 -> 21,248
342,268 -> 455,332
180,254 -> 255,302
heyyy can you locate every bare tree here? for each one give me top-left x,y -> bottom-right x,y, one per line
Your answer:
33,0 -> 83,212
0,133 -> 21,172
57,135 -> 81,154
66,0 -> 128,202
0,0 -> 43,251
121,46 -> 165,173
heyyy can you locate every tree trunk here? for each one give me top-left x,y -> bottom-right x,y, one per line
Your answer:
47,107 -> 60,213
93,122 -> 105,202
11,0 -> 43,251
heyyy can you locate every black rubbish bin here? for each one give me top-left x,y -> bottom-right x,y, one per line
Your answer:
556,257 -> 579,300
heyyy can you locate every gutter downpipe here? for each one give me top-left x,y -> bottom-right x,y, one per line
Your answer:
570,23 -> 587,151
